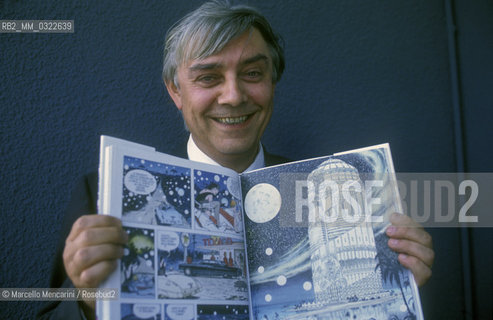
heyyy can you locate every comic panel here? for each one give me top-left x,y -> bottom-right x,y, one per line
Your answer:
121,227 -> 155,299
120,303 -> 161,320
242,147 -> 422,319
156,230 -> 248,301
122,156 -> 192,229
164,304 -> 195,320
193,170 -> 242,235
197,304 -> 249,320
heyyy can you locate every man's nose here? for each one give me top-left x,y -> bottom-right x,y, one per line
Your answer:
217,77 -> 246,106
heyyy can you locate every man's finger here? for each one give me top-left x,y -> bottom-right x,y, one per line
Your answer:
389,212 -> 421,228
72,226 -> 128,247
388,238 -> 435,268
387,214 -> 433,249
68,215 -> 122,241
397,253 -> 432,287
386,224 -> 433,248
71,244 -> 124,273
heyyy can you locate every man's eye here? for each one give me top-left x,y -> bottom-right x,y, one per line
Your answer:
198,75 -> 217,83
195,74 -> 222,87
243,70 -> 263,81
247,71 -> 261,77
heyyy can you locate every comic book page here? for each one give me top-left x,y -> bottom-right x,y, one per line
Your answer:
97,137 -> 423,320
97,136 -> 250,320
240,144 -> 423,320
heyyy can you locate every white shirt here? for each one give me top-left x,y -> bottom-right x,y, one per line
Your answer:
187,135 -> 264,172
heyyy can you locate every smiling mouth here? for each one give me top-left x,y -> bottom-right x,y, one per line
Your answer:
215,115 -> 249,125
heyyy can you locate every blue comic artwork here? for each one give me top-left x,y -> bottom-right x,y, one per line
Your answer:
193,170 -> 243,235
120,303 -> 161,320
122,156 -> 192,229
155,230 -> 248,302
121,227 -> 155,299
241,146 -> 422,320
196,304 -> 249,320
163,304 -> 195,320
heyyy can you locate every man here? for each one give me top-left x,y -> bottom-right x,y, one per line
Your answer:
38,1 -> 434,319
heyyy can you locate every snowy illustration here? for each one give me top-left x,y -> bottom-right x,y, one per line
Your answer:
99,138 -> 422,319
156,230 -> 248,301
197,304 -> 249,320
120,303 -> 161,320
242,146 -> 422,320
122,156 -> 192,229
193,170 -> 243,235
121,227 -> 155,299
164,304 -> 195,320
156,230 -> 201,299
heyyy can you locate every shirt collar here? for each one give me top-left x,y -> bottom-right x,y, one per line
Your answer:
187,135 -> 264,172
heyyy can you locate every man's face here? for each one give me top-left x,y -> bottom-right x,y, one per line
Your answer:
166,29 -> 275,167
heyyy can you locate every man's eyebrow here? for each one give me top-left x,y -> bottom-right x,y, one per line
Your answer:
188,54 -> 269,73
240,54 -> 269,66
188,62 -> 222,72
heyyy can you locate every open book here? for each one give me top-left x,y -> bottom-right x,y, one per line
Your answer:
97,136 -> 423,320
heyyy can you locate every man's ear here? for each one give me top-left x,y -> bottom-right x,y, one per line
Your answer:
165,80 -> 183,110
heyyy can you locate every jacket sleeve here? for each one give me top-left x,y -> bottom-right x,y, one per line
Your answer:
36,172 -> 98,320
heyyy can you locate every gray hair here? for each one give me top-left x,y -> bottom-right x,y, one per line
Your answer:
162,0 -> 285,87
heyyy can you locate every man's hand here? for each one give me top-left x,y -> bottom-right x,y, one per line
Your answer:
386,213 -> 434,287
63,215 -> 127,314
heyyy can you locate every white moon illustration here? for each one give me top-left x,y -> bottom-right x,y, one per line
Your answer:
244,183 -> 281,223
226,176 -> 241,199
